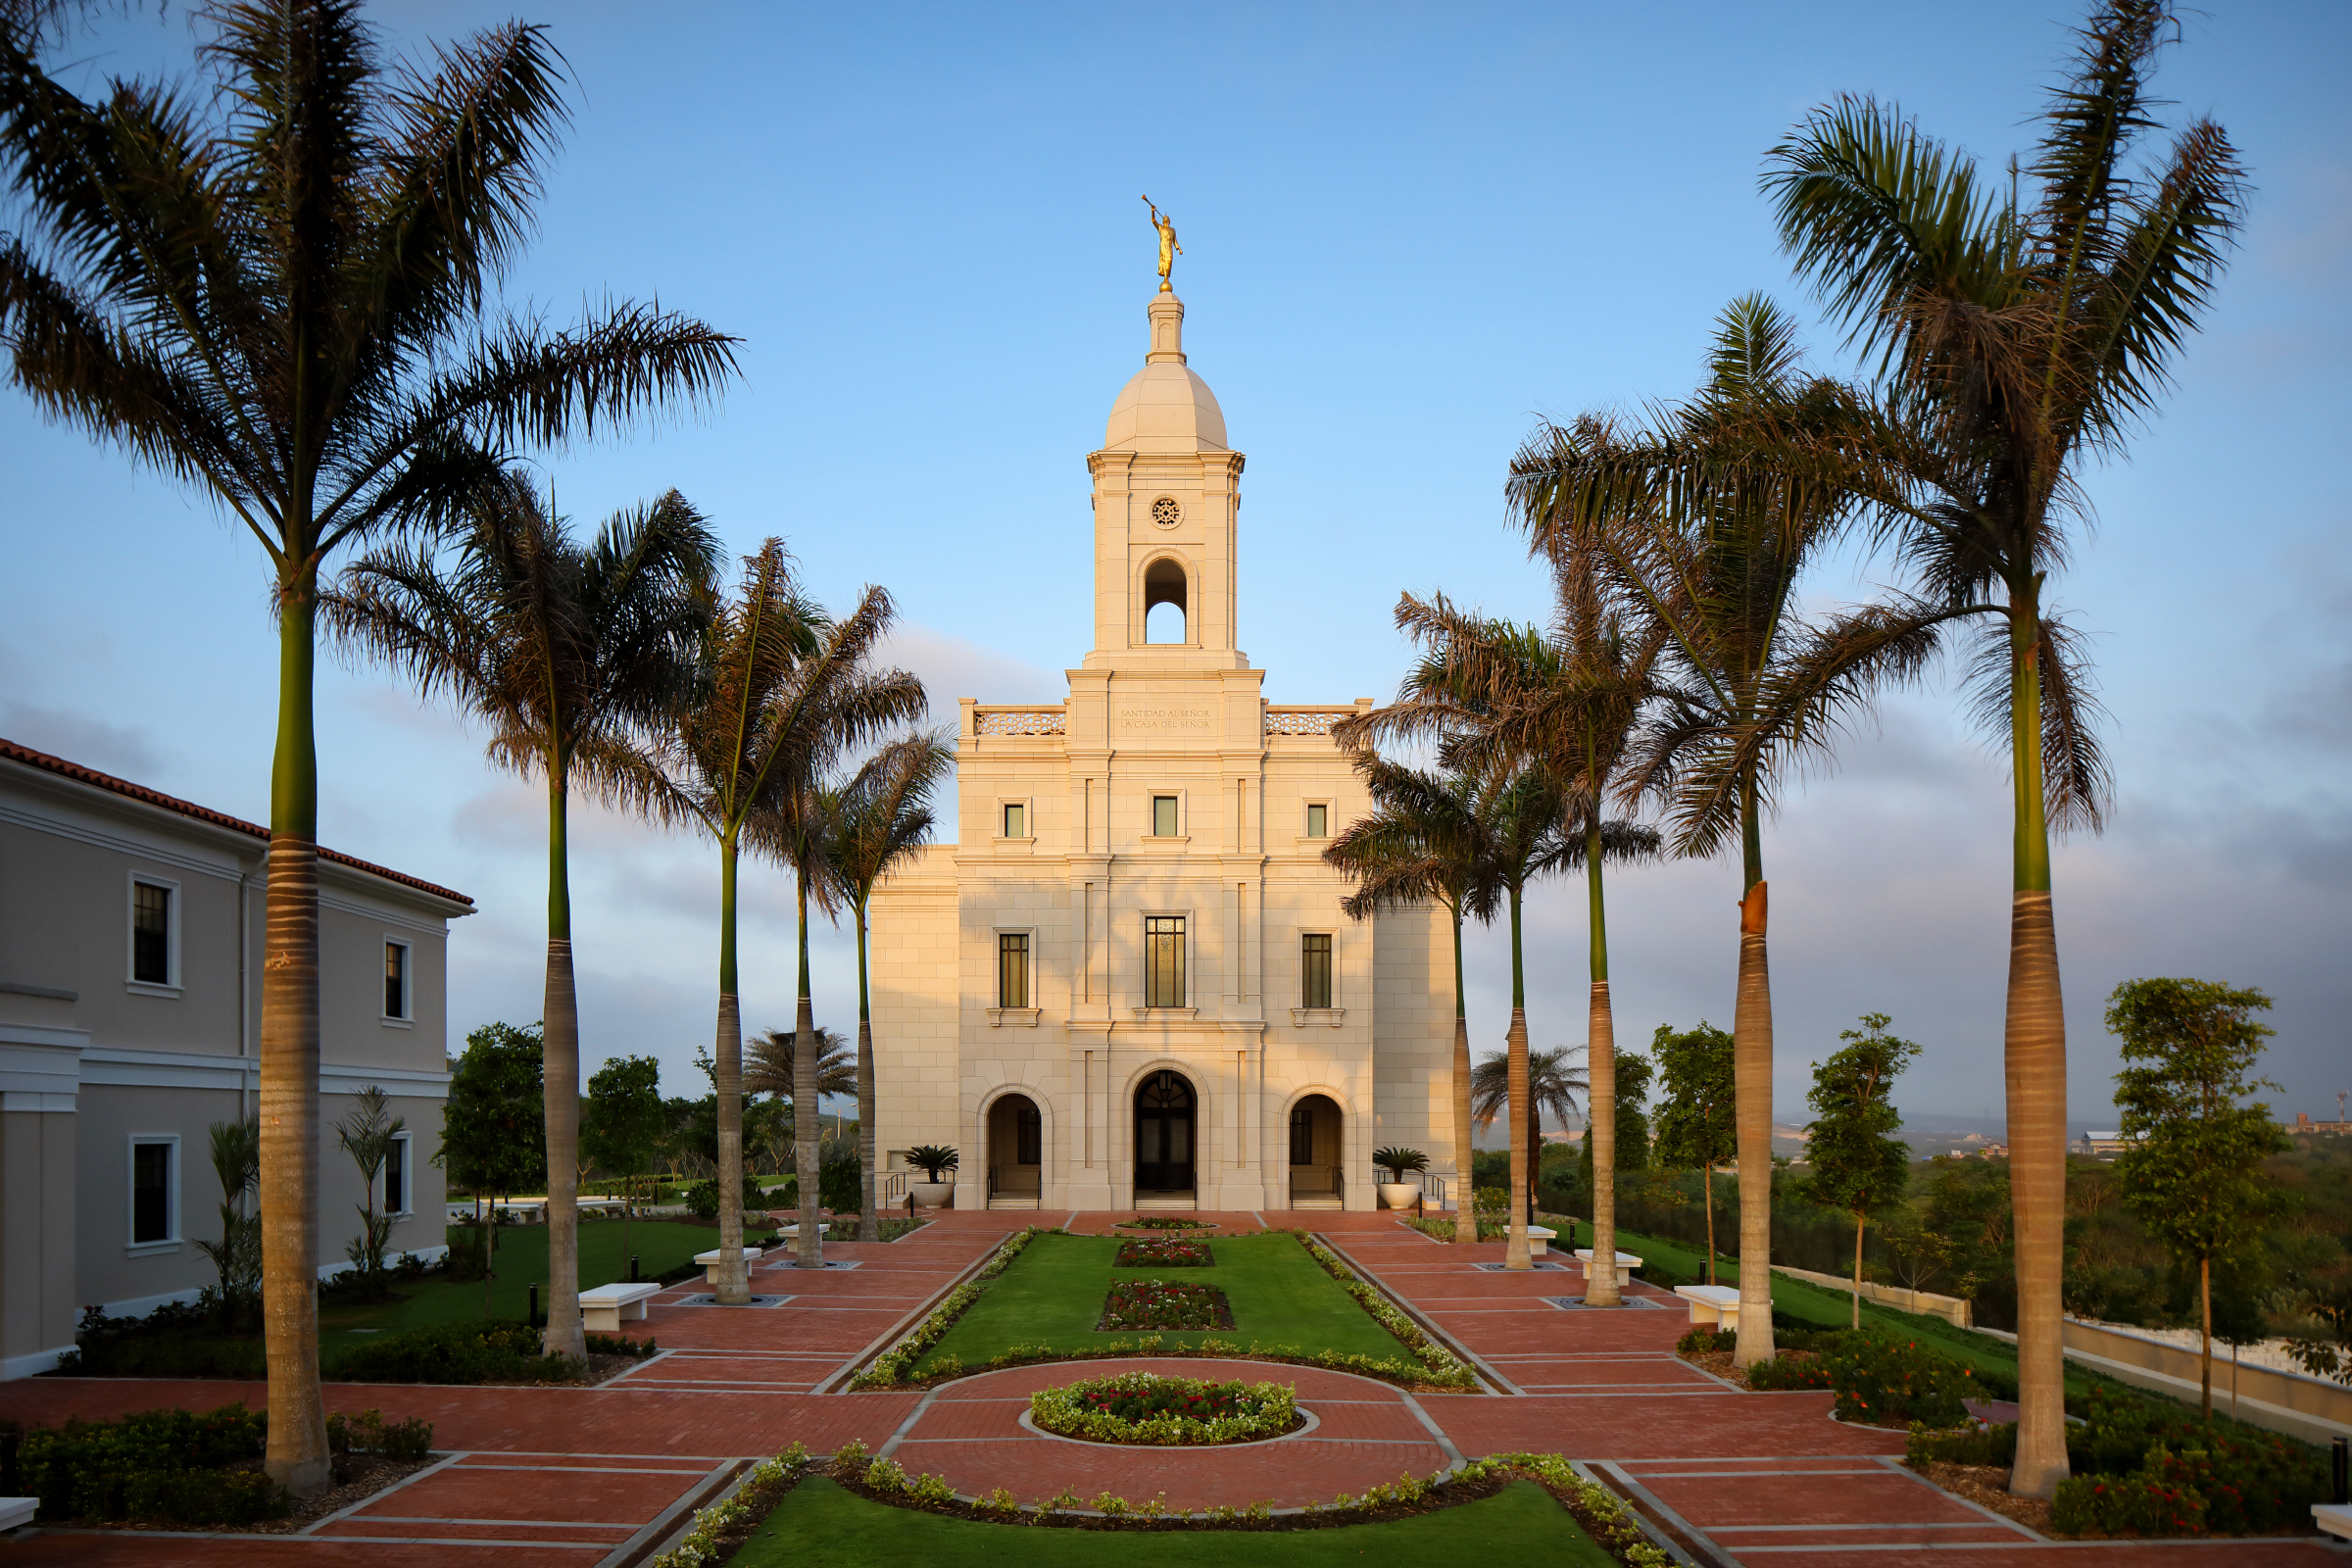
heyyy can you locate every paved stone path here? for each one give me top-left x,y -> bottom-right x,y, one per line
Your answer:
0,1210 -> 2332,1566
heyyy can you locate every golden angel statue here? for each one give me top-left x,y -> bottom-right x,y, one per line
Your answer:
1142,195 -> 1181,291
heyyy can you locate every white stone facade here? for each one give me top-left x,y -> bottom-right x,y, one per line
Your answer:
868,288 -> 1455,1212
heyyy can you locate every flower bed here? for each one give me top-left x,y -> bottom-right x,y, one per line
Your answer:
1030,1371 -> 1298,1446
1115,1238 -> 1213,1267
1115,1215 -> 1214,1230
1099,1280 -> 1234,1331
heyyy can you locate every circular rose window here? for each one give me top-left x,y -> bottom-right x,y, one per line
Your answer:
1150,495 -> 1182,528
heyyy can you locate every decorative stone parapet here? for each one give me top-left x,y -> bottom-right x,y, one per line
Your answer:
974,707 -> 1067,736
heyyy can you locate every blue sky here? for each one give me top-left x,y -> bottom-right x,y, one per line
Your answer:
3,2 -> 2346,1128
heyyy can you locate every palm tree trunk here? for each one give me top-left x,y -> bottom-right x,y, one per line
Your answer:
1732,810 -> 1777,1367
2006,591 -> 2071,1498
857,899 -> 880,1244
795,871 -> 823,1268
1702,1164 -> 1715,1286
1504,883 -> 1532,1272
260,585 -> 329,1497
1587,834 -> 1622,1305
712,834 -> 750,1304
1852,1214 -> 1865,1330
1449,904 -> 1475,1246
541,768 -> 586,1359
2199,1254 -> 2212,1422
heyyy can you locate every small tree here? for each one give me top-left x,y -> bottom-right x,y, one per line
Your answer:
1651,1022 -> 1737,1284
1799,1013 -> 1921,1328
1579,1049 -> 1652,1188
193,1118 -> 262,1331
2108,978 -> 2287,1420
335,1086 -> 406,1297
437,1022 -> 549,1314
583,1055 -> 667,1265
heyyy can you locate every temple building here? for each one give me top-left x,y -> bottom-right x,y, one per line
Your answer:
868,285 -> 1455,1211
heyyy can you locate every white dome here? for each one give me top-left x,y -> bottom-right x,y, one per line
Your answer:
1101,290 -> 1228,453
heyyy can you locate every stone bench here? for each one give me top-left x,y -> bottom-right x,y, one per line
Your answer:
1526,1224 -> 1556,1257
578,1281 -> 662,1334
2315,1503 -> 2352,1544
1675,1283 -> 1742,1327
696,1246 -> 763,1284
1575,1248 -> 1642,1289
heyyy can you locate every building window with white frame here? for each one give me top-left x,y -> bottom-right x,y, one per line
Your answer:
383,939 -> 412,1020
1304,802 -> 1329,839
384,1131 -> 411,1216
1300,932 -> 1334,1009
130,878 -> 172,985
1003,801 -> 1026,838
998,932 -> 1030,1008
129,1137 -> 176,1246
1152,795 -> 1180,837
1145,915 -> 1185,1007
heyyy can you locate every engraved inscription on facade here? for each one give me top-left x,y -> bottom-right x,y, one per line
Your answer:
1121,705 -> 1213,734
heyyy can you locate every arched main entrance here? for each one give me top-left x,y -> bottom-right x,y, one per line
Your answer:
986,1093 -> 1042,1209
1133,1069 -> 1196,1200
1287,1093 -> 1344,1209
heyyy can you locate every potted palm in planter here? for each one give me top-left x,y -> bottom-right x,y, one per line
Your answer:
906,1145 -> 959,1208
1373,1147 -> 1428,1211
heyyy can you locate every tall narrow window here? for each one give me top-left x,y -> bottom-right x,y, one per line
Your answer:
1304,803 -> 1328,838
1145,915 -> 1186,1007
384,1133 -> 410,1215
998,932 -> 1030,1008
383,941 -> 410,1019
131,1140 -> 173,1244
1003,802 -> 1026,838
131,882 -> 171,984
1300,933 -> 1333,1008
1289,1105 -> 1314,1166
1152,795 -> 1179,837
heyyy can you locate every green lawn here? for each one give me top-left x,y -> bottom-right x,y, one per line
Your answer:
318,1219 -> 720,1363
728,1478 -> 1619,1567
912,1232 -> 1415,1376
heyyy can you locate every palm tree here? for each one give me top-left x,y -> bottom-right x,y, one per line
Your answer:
745,589 -> 928,1268
745,1025 -> 859,1102
0,4 -> 735,1493
822,734 -> 954,1241
327,476 -> 717,1358
1384,585 -> 1661,1300
1471,1046 -> 1588,1219
590,541 -> 822,1304
1322,758 -> 1501,1244
1756,1 -> 2240,1494
1509,295 -> 1904,1361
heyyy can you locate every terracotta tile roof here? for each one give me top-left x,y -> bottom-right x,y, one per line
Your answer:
0,736 -> 473,909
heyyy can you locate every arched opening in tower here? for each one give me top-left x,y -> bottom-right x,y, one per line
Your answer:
1143,557 -> 1188,644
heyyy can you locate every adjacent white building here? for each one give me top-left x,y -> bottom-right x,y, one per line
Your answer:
0,738 -> 467,1377
868,286 -> 1456,1213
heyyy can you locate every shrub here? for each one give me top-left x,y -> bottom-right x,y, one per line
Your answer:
583,1332 -> 658,1358
1032,1372 -> 1298,1446
2047,1386 -> 2326,1536
12,1403 -> 289,1526
1676,1326 -> 1736,1355
326,1408 -> 435,1462
1746,1351 -> 1836,1391
54,1300 -> 267,1380
1907,1420 -> 2017,1469
2052,1466 -> 2210,1538
1097,1280 -> 1234,1331
1809,1335 -> 1976,1428
1114,1238 -> 1213,1267
332,1319 -> 583,1385
684,1174 -> 770,1220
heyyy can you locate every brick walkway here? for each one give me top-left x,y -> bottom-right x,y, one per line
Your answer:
0,1210 -> 2333,1566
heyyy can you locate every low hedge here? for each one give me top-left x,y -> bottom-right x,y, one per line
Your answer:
53,1300 -> 267,1380
6,1403 -> 286,1526
333,1318 -> 584,1384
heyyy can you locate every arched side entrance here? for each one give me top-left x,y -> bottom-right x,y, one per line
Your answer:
985,1092 -> 1043,1209
1287,1093 -> 1345,1210
1133,1068 -> 1197,1202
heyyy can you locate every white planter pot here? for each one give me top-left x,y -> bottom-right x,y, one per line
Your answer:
909,1181 -> 955,1209
1378,1182 -> 1421,1210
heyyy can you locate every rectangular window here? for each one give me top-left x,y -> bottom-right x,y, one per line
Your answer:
131,1140 -> 173,1244
1304,803 -> 1328,838
1145,915 -> 1186,1007
1152,795 -> 1180,837
1289,1105 -> 1314,1166
998,932 -> 1030,1009
132,881 -> 172,984
383,940 -> 410,1019
1300,933 -> 1333,1008
384,1133 -> 410,1215
1003,802 -> 1026,838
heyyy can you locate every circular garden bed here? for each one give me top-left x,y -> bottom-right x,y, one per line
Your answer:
1027,1371 -> 1301,1446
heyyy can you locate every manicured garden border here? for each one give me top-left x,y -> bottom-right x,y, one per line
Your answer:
1292,1231 -> 1477,1388
850,1226 -> 1060,1388
649,1441 -> 1671,1564
1029,1371 -> 1298,1446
